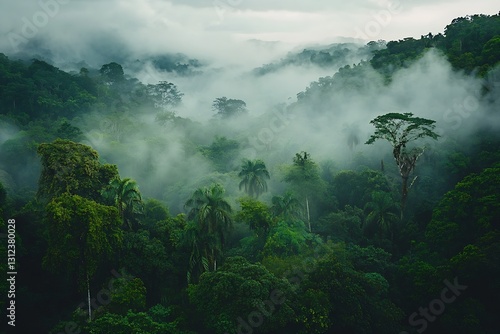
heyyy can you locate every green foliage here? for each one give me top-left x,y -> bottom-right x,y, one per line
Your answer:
99,62 -> 125,84
184,183 -> 233,281
120,230 -> 173,286
254,43 -> 380,76
364,191 -> 399,240
147,81 -> 183,112
366,112 -> 439,217
331,169 -> 390,210
142,198 -> 170,227
43,193 -> 123,286
55,120 -> 83,141
298,248 -> 403,333
200,136 -> 240,172
212,97 -> 247,119
106,276 -> 147,315
346,244 -> 393,275
0,55 -> 98,120
271,191 -> 303,222
370,14 -> 500,75
283,152 -> 325,230
295,288 -> 331,334
262,220 -> 311,258
188,256 -> 296,333
316,205 -> 364,242
365,112 -> 439,146
102,177 -> 144,230
86,308 -> 185,334
3,13 -> 500,333
0,181 -> 6,206
426,165 -> 500,257
236,198 -> 273,238
296,62 -> 383,103
37,139 -> 118,202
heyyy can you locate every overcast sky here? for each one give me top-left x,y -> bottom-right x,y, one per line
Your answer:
0,0 -> 498,65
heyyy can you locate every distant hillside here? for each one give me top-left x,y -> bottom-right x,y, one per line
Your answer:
371,13 -> 500,77
252,42 -> 384,76
295,13 -> 500,106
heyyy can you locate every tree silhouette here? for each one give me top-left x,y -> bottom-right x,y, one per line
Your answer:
365,112 -> 439,219
238,159 -> 270,198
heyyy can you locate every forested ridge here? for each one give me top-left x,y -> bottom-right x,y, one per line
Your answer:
0,13 -> 499,334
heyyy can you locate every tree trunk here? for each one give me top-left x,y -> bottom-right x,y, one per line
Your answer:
87,273 -> 92,322
306,195 -> 311,232
213,249 -> 217,271
401,176 -> 408,220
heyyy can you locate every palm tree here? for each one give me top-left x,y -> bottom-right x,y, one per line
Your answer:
271,192 -> 303,222
342,123 -> 360,153
364,191 -> 399,240
183,221 -> 217,284
184,183 -> 232,279
284,152 -> 323,232
102,178 -> 143,230
238,159 -> 270,198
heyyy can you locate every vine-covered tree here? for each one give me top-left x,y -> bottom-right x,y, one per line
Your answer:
37,139 -> 118,202
365,112 -> 439,219
43,193 -> 122,321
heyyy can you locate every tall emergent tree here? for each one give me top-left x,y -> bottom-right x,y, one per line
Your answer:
238,159 -> 270,198
37,139 -> 122,321
37,139 -> 118,203
184,183 -> 233,281
44,194 -> 122,321
284,152 -> 324,232
365,112 -> 439,219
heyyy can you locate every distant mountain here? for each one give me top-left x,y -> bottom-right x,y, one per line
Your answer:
6,35 -> 205,77
252,42 -> 385,76
129,53 -> 204,77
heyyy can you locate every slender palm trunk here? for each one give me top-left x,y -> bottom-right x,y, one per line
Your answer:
87,272 -> 92,322
305,195 -> 311,232
212,249 -> 217,271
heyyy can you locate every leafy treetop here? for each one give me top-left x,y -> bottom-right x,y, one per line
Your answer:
365,112 -> 439,147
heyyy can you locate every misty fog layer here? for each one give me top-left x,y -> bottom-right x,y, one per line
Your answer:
69,48 -> 499,214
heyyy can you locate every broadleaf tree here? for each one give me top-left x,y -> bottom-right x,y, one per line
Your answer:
43,193 -> 123,321
365,112 -> 439,219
